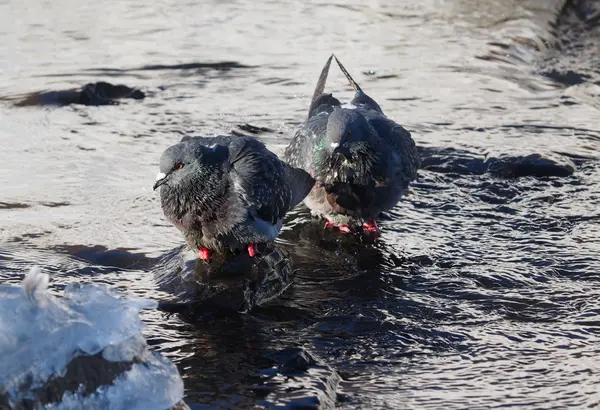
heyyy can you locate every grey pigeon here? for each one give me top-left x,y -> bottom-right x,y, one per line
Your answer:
283,55 -> 420,236
153,135 -> 315,261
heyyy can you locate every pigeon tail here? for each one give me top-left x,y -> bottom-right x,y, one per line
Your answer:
284,165 -> 316,208
332,54 -> 363,94
307,54 -> 343,118
332,55 -> 383,114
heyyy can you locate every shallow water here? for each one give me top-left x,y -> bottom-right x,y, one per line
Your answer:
1,0 -> 600,408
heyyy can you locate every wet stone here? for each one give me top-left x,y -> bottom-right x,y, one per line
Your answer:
418,146 -> 577,178
484,153 -> 576,178
13,81 -> 145,107
254,347 -> 341,409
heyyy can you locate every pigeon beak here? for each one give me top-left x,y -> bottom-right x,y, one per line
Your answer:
333,146 -> 353,161
153,172 -> 168,191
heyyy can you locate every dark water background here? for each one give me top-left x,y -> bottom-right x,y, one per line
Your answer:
1,0 -> 600,408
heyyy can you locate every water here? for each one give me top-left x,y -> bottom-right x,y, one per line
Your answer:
1,0 -> 600,408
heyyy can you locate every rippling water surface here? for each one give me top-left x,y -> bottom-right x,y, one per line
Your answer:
1,0 -> 600,408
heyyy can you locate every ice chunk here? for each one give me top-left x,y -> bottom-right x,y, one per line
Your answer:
0,266 -> 185,410
22,266 -> 50,304
54,355 -> 186,410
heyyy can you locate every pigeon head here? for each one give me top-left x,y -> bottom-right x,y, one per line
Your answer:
153,140 -> 229,194
326,108 -> 369,146
312,108 -> 378,185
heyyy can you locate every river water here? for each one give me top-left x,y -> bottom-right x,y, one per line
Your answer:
1,0 -> 600,408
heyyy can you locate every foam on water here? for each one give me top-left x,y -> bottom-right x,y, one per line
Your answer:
0,267 -> 184,409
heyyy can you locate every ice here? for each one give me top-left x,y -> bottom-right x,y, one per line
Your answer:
0,266 -> 185,410
54,356 -> 186,410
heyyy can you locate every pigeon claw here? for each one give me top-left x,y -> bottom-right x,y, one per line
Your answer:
362,219 -> 381,237
199,248 -> 211,261
324,219 -> 353,234
338,225 -> 352,233
247,243 -> 259,257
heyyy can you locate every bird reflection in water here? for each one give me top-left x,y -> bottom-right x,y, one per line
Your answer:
155,205 -> 402,319
155,244 -> 293,315
279,208 -> 402,273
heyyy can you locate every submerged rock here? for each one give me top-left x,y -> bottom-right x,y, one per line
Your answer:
418,146 -> 488,175
155,244 -> 293,314
13,82 -> 145,107
0,267 -> 188,410
258,347 -> 341,409
484,152 -> 576,178
418,146 -> 577,178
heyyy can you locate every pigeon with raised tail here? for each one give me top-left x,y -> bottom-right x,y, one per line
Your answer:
154,135 -> 315,261
283,54 -> 420,236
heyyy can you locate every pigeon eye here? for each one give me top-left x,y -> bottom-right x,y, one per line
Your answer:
176,162 -> 184,170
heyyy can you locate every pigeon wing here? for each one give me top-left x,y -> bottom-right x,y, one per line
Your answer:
228,137 -> 293,224
365,113 -> 420,182
283,112 -> 331,173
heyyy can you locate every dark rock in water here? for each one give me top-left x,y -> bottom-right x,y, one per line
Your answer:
13,81 -> 145,107
237,123 -> 276,134
267,348 -> 320,374
484,153 -> 576,178
255,347 -> 341,409
231,123 -> 279,137
418,146 -> 577,178
156,244 -> 293,314
418,146 -> 488,175
541,69 -> 591,86
135,61 -> 253,71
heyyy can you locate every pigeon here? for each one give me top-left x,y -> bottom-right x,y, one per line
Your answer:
283,54 -> 420,236
153,135 -> 315,261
